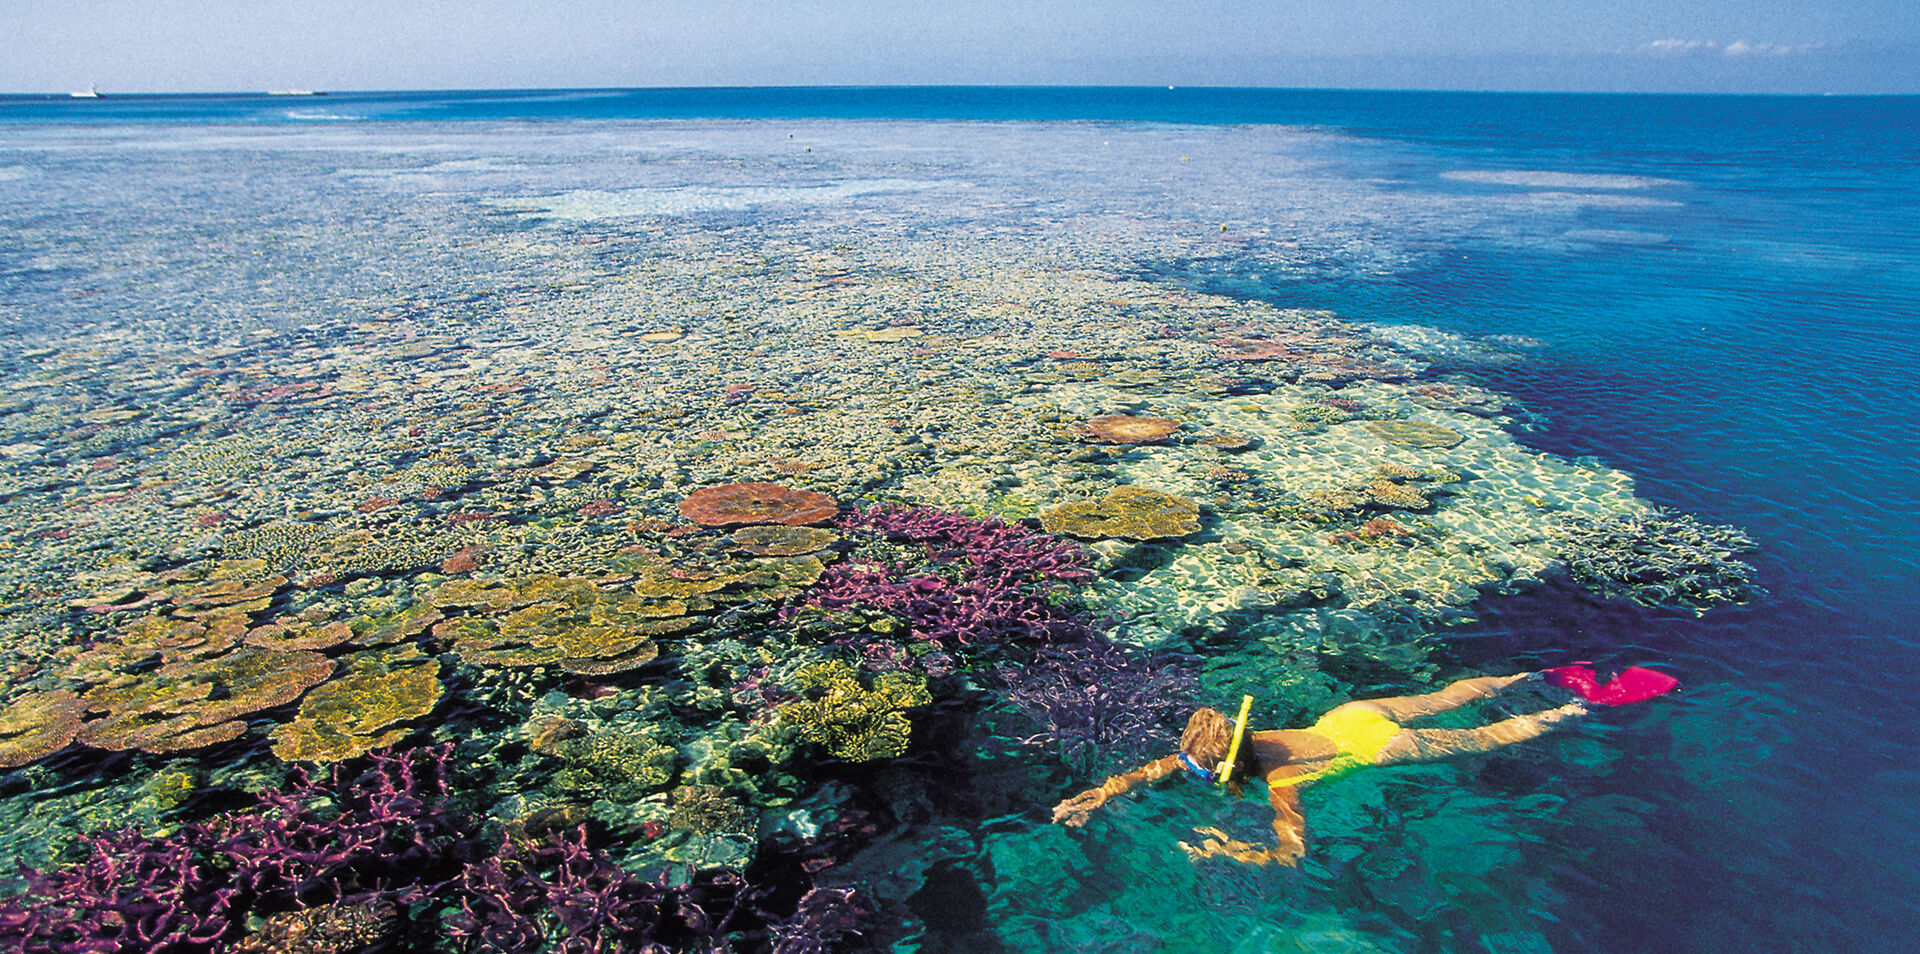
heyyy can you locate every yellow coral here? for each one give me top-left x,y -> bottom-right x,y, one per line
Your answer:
1039,486 -> 1201,541
777,662 -> 931,762
270,651 -> 442,762
552,729 -> 678,801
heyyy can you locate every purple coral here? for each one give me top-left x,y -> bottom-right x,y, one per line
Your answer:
788,506 -> 1193,771
448,826 -> 751,954
789,506 -> 1097,648
1001,640 -> 1200,775
2,745 -> 870,953
0,748 -> 459,953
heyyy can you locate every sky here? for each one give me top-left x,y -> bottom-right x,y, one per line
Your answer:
3,0 -> 1915,95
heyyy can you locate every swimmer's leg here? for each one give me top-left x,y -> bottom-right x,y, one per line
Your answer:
1374,702 -> 1585,765
1346,673 -> 1533,723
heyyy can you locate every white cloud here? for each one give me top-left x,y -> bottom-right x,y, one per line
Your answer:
1723,40 -> 1818,57
1643,38 -> 1716,55
1636,38 -> 1821,58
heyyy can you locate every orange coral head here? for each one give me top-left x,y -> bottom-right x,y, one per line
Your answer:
679,482 -> 839,528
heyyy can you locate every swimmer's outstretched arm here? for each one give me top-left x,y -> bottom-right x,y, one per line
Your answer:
1051,755 -> 1183,826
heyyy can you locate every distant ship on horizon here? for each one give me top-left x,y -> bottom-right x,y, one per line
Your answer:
69,85 -> 100,98
266,89 -> 325,96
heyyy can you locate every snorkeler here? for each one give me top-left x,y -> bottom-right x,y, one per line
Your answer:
1050,664 -> 1677,866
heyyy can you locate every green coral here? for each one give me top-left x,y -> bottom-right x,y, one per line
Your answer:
552,728 -> 678,802
776,660 -> 931,762
667,785 -> 754,834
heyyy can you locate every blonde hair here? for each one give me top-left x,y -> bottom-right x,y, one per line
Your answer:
1180,706 -> 1257,794
1180,707 -> 1233,767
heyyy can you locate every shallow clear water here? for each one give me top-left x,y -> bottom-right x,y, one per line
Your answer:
1,89 -> 1916,953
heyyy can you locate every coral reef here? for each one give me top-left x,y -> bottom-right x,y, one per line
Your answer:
1039,486 -> 1202,540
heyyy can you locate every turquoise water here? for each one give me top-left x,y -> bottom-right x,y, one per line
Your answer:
2,89 -> 1917,952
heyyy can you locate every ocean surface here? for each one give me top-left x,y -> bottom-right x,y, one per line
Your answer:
1,88 -> 1917,953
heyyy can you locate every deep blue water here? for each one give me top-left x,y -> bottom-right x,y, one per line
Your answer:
6,87 -> 1919,951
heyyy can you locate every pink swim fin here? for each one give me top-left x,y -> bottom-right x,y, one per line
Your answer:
1543,663 -> 1679,706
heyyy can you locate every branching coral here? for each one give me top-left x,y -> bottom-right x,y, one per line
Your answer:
0,748 -> 462,953
1553,508 -> 1762,612
447,826 -> 770,954
1000,640 -> 1200,775
791,506 -> 1096,649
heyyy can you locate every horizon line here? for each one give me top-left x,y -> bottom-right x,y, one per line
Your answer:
4,83 -> 1914,99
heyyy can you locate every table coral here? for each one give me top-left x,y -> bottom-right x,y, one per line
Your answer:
0,689 -> 84,767
1039,486 -> 1201,541
270,652 -> 443,762
429,574 -> 684,674
679,482 -> 839,527
1077,414 -> 1181,444
1363,419 -> 1465,448
77,647 -> 335,754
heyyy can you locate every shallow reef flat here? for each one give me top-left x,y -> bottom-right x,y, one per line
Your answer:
0,121 -> 1758,952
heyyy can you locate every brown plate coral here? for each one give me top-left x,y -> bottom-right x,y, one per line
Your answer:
679,482 -> 839,527
1077,414 -> 1181,444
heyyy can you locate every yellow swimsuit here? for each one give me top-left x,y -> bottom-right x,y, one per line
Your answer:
1276,705 -> 1402,787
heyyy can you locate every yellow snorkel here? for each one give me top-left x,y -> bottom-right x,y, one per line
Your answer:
1216,694 -> 1255,787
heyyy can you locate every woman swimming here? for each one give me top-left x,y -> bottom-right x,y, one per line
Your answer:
1051,666 -> 1674,865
